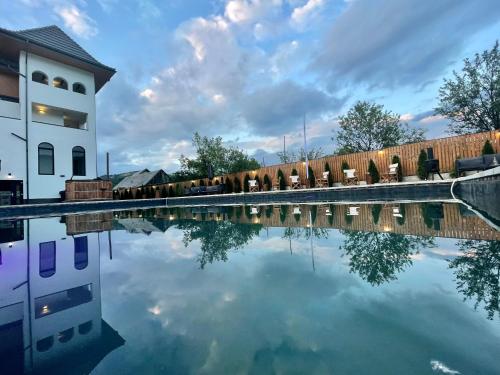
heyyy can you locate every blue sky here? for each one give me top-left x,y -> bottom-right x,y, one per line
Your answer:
1,0 -> 500,173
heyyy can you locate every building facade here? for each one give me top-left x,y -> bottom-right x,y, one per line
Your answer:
0,26 -> 115,202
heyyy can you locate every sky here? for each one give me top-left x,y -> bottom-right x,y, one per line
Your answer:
1,0 -> 500,174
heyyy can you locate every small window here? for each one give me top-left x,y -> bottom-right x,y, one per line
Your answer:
58,328 -> 74,343
39,241 -> 56,278
78,321 -> 92,335
38,143 -> 54,175
32,71 -> 48,85
72,146 -> 86,176
74,236 -> 88,270
53,77 -> 68,90
72,82 -> 86,94
36,336 -> 54,352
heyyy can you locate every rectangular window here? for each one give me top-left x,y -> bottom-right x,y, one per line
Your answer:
34,284 -> 93,318
39,241 -> 56,278
74,236 -> 88,270
38,147 -> 54,175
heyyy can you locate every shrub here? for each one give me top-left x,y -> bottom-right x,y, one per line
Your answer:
161,186 -> 167,198
208,179 -> 213,186
482,140 -> 495,155
308,166 -> 315,188
311,205 -> 317,223
280,205 -> 288,223
199,179 -> 205,186
255,175 -> 261,190
233,177 -> 242,193
368,159 -> 380,183
417,149 -> 428,180
191,182 -> 195,187
235,206 -> 243,219
450,156 -> 461,178
328,204 -> 335,225
168,185 -> 175,197
391,155 -> 403,182
324,162 -> 333,187
225,178 -> 233,193
245,205 -> 252,219
372,204 -> 382,224
291,168 -> 298,176
243,174 -> 251,192
175,184 -> 182,196
226,206 -> 234,219
135,188 -> 142,199
265,205 -> 273,218
214,179 -> 220,185
263,174 -> 271,191
341,160 -> 349,172
396,204 -> 406,226
277,169 -> 286,190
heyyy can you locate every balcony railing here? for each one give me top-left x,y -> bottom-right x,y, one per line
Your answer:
0,94 -> 20,119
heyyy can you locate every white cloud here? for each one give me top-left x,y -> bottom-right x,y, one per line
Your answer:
400,113 -> 414,122
291,0 -> 324,28
54,4 -> 98,39
430,360 -> 461,374
419,114 -> 445,124
225,0 -> 283,24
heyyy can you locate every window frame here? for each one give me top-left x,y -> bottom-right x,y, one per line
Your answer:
38,143 -> 55,175
32,71 -> 48,85
52,77 -> 68,90
72,82 -> 86,95
72,146 -> 86,176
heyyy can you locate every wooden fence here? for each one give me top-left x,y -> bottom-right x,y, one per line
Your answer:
65,180 -> 113,201
173,130 -> 499,190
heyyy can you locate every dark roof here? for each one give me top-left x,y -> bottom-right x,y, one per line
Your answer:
114,169 -> 168,190
0,25 -> 115,91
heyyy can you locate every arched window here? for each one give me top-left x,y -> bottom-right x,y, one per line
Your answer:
78,321 -> 93,335
72,82 -> 86,94
36,336 -> 54,352
32,71 -> 48,85
39,241 -> 56,278
58,328 -> 74,343
72,146 -> 86,176
53,77 -> 68,90
38,143 -> 54,175
74,236 -> 88,270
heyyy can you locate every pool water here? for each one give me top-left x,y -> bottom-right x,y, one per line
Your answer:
0,202 -> 499,374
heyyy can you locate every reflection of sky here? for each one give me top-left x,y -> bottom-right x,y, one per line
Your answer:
93,226 -> 500,375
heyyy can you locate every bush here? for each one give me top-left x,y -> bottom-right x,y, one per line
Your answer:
233,177 -> 242,193
391,155 -> 403,182
277,169 -> 286,190
225,178 -> 233,193
135,188 -> 142,199
372,204 -> 382,224
280,205 -> 288,223
328,204 -> 335,225
291,168 -> 298,176
324,162 -> 333,187
396,204 -> 406,226
311,205 -> 317,223
255,175 -> 261,190
161,186 -> 167,198
368,159 -> 380,183
341,160 -> 349,177
450,156 -> 461,178
175,184 -> 182,196
243,174 -> 250,192
417,149 -> 428,180
235,206 -> 243,219
169,185 -> 175,197
308,166 -> 315,188
482,140 -> 495,155
199,179 -> 205,186
263,174 -> 271,191
265,205 -> 273,218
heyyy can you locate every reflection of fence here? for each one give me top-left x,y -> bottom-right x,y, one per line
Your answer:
65,180 -> 113,201
66,212 -> 113,235
167,203 -> 500,241
170,130 -> 498,189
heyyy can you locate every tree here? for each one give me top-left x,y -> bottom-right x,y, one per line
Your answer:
179,132 -> 260,177
263,174 -> 271,191
243,174 -> 250,192
334,101 -> 425,153
225,178 -> 233,193
417,149 -> 428,180
233,177 -> 242,193
482,140 -> 495,155
161,186 -> 167,198
277,147 -> 324,164
449,240 -> 500,320
277,169 -> 286,190
368,159 -> 380,183
324,162 -> 333,187
308,166 -> 315,187
436,41 -> 500,135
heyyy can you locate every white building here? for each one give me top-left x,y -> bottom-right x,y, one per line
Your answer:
0,25 -> 115,203
0,216 -> 124,373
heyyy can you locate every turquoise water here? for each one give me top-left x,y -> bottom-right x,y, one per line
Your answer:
0,203 -> 499,374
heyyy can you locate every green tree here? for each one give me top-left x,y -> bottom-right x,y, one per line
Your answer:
482,140 -> 495,155
243,174 -> 250,193
417,149 -> 428,180
263,174 -> 271,191
277,147 -> 324,163
436,41 -> 500,135
179,132 -> 260,177
308,166 -> 315,187
449,240 -> 500,319
368,159 -> 380,183
324,162 -> 334,187
233,177 -> 242,193
334,101 -> 425,153
161,186 -> 167,198
372,204 -> 382,224
225,178 -> 233,193
277,169 -> 286,190
340,231 -> 435,285
341,160 -> 349,177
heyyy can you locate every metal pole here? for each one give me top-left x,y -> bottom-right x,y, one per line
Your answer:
303,114 -> 309,179
106,152 -> 110,180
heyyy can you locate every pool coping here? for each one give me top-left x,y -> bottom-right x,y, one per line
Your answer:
0,179 -> 453,219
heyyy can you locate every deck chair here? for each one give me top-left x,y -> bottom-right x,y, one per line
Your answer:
293,206 -> 301,215
392,207 -> 403,218
248,179 -> 258,192
272,177 -> 282,191
290,175 -> 301,189
347,206 -> 360,216
250,206 -> 259,215
343,169 -> 358,185
381,163 -> 399,183
316,171 -> 329,188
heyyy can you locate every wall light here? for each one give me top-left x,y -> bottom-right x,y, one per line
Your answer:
383,226 -> 392,232
378,150 -> 384,155
7,173 -> 13,179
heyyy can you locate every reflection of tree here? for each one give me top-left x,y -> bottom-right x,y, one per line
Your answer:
282,227 -> 329,241
177,220 -> 262,268
449,240 -> 500,320
340,230 -> 435,285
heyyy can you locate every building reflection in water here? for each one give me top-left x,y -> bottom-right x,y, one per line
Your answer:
0,215 -> 124,375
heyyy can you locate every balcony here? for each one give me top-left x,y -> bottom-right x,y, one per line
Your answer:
32,103 -> 87,130
0,94 -> 20,119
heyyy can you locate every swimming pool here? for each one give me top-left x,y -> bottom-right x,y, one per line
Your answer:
1,202 -> 499,374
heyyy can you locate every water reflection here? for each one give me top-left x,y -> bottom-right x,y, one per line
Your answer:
0,202 -> 499,374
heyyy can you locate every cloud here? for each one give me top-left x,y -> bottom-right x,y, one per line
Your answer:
290,0 -> 324,29
225,0 -> 283,24
430,360 -> 461,374
312,0 -> 500,89
54,4 -> 98,39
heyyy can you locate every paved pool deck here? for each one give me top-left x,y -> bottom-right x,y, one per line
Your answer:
0,179 -> 454,219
